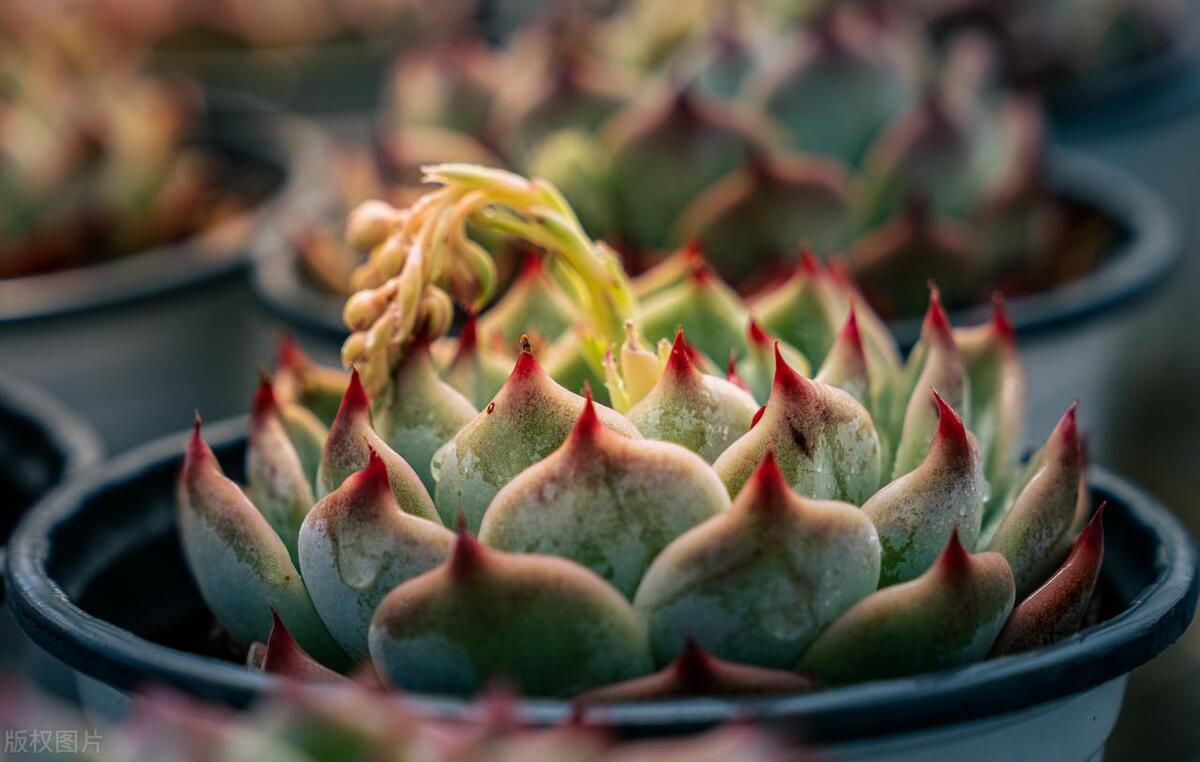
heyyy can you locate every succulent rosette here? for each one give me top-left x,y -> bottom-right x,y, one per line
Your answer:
179,165 -> 1105,700
0,5 -> 242,278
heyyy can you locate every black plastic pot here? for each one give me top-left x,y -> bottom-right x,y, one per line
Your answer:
252,148 -> 1179,440
0,111 -> 328,454
0,373 -> 101,674
6,417 -> 1197,757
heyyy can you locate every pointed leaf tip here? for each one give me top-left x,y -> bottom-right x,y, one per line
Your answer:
932,388 -> 967,446
750,405 -> 766,429
747,318 -> 769,346
511,338 -> 542,379
450,518 -> 485,578
276,333 -> 306,371
1082,500 -> 1106,547
570,384 -> 602,442
666,329 -> 695,376
840,304 -> 864,356
799,248 -> 821,277
675,636 -> 715,687
186,413 -> 209,464
747,450 -> 788,501
339,369 -> 370,417
937,527 -> 971,574
924,283 -> 953,341
991,293 -> 1016,341
251,377 -> 278,421
360,445 -> 390,488
771,341 -> 805,392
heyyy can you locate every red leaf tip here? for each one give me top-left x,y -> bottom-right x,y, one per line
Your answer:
799,248 -> 821,277
746,450 -> 789,504
991,292 -> 1016,341
251,377 -> 278,422
923,283 -> 953,342
360,445 -> 390,490
510,336 -> 541,379
450,515 -> 486,579
338,369 -> 370,419
674,637 -> 717,689
457,311 -> 480,356
1081,500 -> 1106,550
932,388 -> 967,447
749,405 -> 766,429
840,304 -> 864,357
747,318 -> 770,347
518,249 -> 544,278
276,334 -> 306,372
771,341 -> 806,393
666,328 -> 696,377
937,528 -> 971,574
570,383 -> 603,442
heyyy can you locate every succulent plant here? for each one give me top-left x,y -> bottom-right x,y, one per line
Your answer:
179,164 -> 1106,701
0,7 -> 245,278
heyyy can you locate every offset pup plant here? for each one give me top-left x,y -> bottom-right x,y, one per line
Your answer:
178,165 -> 1105,698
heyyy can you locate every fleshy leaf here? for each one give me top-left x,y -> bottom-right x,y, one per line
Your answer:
480,387 -> 729,597
177,419 -> 347,668
638,252 -> 749,366
432,343 -> 640,532
800,531 -> 1014,683
369,527 -> 653,696
734,318 -> 811,404
992,502 -> 1105,656
575,637 -> 816,703
955,294 -> 1026,522
274,335 -> 351,426
626,330 -> 759,462
636,452 -> 881,668
439,313 -> 514,409
751,251 -> 842,364
247,378 -> 315,566
250,611 -> 347,684
713,346 -> 882,504
890,287 -> 968,477
985,404 -> 1084,597
316,370 -> 440,524
372,335 -> 478,495
300,449 -> 455,660
864,390 -> 986,585
477,252 -> 578,346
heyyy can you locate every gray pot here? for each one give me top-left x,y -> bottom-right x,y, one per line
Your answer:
0,112 -> 328,454
6,417 -> 1197,759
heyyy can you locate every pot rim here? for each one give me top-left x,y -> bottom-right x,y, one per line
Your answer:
250,147 -> 1180,351
0,373 -> 103,599
5,417 -> 1197,740
0,113 -> 328,325
1047,24 -> 1200,136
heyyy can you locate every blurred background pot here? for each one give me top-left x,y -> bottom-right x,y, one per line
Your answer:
0,110 -> 327,454
6,417 -> 1196,759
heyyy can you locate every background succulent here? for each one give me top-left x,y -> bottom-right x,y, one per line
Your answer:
271,0 -> 1100,322
0,4 -> 248,278
177,166 -> 1106,698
